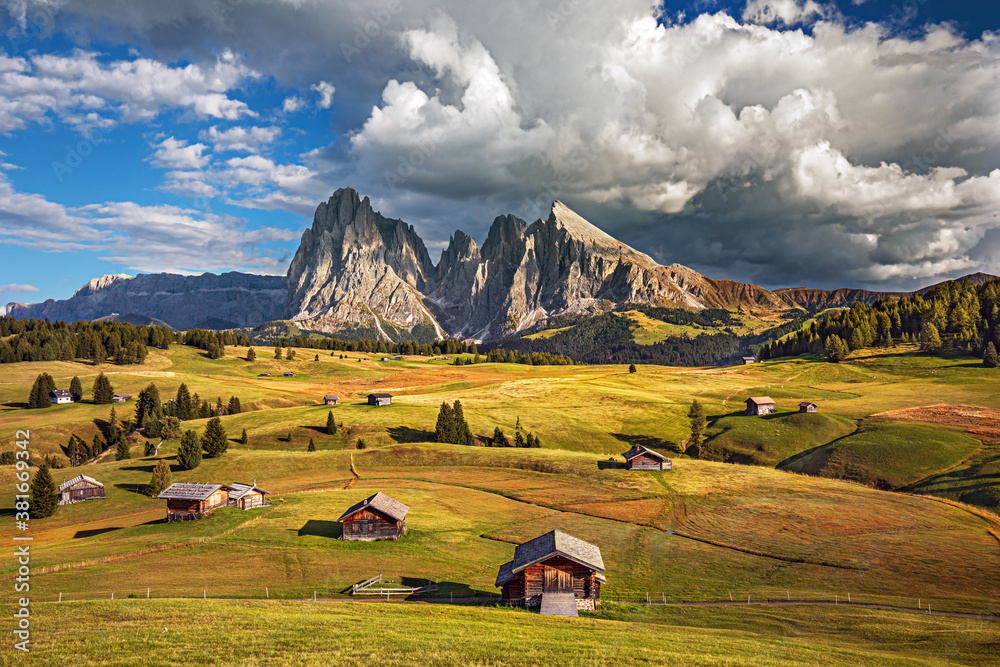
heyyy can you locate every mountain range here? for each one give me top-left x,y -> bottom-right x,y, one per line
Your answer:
6,187 -> 996,342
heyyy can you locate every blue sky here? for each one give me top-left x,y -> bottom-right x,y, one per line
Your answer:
1,0 -> 999,305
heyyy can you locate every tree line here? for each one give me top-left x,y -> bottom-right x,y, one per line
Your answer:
0,316 -> 174,365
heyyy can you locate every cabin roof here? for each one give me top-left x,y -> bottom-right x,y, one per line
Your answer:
158,482 -> 233,501
368,393 -> 392,399
113,393 -> 132,400
324,395 -> 339,400
58,474 -> 103,491
742,356 -> 756,361
337,491 -> 409,523
746,396 -> 775,405
228,482 -> 269,500
621,444 -> 667,462
799,401 -> 818,408
503,529 -> 605,582
50,389 -> 71,398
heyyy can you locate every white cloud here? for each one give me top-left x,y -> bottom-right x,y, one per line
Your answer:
0,283 -> 40,293
149,137 -> 210,170
282,96 -> 304,113
199,125 -> 281,153
742,0 -> 830,26
311,81 -> 335,109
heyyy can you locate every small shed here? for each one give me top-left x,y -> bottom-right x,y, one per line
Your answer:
393,355 -> 403,361
228,482 -> 270,510
495,529 -> 605,612
799,402 -> 818,413
745,396 -> 775,416
380,356 -> 391,361
58,474 -> 105,505
741,357 -> 757,365
258,373 -> 271,377
337,492 -> 409,541
112,393 -> 132,403
368,393 -> 392,407
49,389 -> 73,404
283,371 -> 295,377
621,445 -> 672,471
324,395 -> 340,405
157,483 -> 233,522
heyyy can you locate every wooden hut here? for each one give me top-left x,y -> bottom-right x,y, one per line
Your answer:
799,402 -> 818,413
158,483 -> 233,522
393,355 -> 403,361
745,396 -> 775,416
741,356 -> 757,365
227,482 -> 270,510
112,393 -> 132,403
58,474 -> 105,505
338,492 -> 409,541
367,393 -> 392,407
324,395 -> 340,405
49,389 -> 73,404
495,529 -> 605,613
621,445 -> 672,471
283,371 -> 295,377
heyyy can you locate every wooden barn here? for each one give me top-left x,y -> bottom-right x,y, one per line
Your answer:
368,393 -> 392,407
58,474 -> 105,505
337,492 -> 409,541
745,396 -> 775,416
324,395 -> 340,405
158,483 -> 233,522
799,402 -> 818,413
112,393 -> 132,403
495,529 -> 605,615
49,389 -> 73,404
621,445 -> 672,471
227,482 -> 270,510
741,356 -> 757,365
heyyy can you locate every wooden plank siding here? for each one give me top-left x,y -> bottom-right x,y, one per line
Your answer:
342,508 -> 405,541
626,453 -> 665,470
502,555 -> 600,607
166,488 -> 230,521
58,481 -> 105,505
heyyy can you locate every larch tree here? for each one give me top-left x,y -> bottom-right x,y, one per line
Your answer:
201,417 -> 228,458
148,459 -> 172,497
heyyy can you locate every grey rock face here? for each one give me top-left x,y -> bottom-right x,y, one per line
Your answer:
5,272 -> 287,330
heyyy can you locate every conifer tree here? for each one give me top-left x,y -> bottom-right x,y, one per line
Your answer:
629,363 -> 637,373
285,347 -> 295,361
92,372 -> 115,404
435,401 -> 455,443
314,354 -> 319,361
515,429 -> 526,448
308,438 -> 316,452
91,433 -> 104,457
228,396 -> 241,414
240,428 -> 248,445
28,372 -> 56,408
688,400 -> 706,455
177,430 -> 202,470
148,458 -> 171,497
115,433 -> 131,460
175,383 -> 193,420
144,440 -> 157,457
29,464 -> 59,519
201,417 -> 228,458
326,410 -> 337,435
274,345 -> 281,359
246,347 -> 256,362
69,376 -> 83,402
491,426 -> 507,447
920,322 -> 943,353
452,401 -> 472,444
356,438 -> 367,450
984,342 -> 999,369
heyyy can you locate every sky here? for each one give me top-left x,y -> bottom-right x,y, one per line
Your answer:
0,0 -> 998,305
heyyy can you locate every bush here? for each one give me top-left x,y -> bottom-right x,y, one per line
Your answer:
356,438 -> 367,450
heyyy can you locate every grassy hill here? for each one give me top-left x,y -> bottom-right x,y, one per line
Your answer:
701,411 -> 857,466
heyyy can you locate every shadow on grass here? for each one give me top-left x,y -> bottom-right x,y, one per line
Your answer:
3,401 -> 29,409
610,433 -> 678,453
387,426 -> 435,444
298,519 -> 342,539
74,526 -> 123,539
301,425 -> 331,435
113,482 -> 150,496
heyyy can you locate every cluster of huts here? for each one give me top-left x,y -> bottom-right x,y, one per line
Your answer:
48,390 -> 131,405
744,397 -> 818,416
157,481 -> 270,521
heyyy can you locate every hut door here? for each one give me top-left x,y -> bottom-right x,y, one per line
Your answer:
544,564 -> 572,593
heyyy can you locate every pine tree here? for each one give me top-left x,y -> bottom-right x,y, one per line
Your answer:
452,401 -> 472,444
177,430 -> 202,470
92,372 -> 115,404
91,433 -> 104,457
175,383 -> 193,420
314,354 -> 319,361
984,342 -> 999,369
326,410 -> 337,435
356,438 -> 367,450
687,400 -> 706,455
148,458 -> 171,497
67,434 -> 85,466
628,363 -> 637,373
274,345 -> 281,360
491,426 -> 507,447
308,438 -> 316,452
920,322 -> 943,353
201,417 -> 228,458
246,347 -> 256,362
28,372 -> 56,408
824,335 -> 849,363
144,440 -> 157,457
435,401 -> 455,443
515,430 -> 526,447
285,347 -> 295,361
115,434 -> 131,461
228,396 -> 241,414
240,428 -> 248,445
69,376 -> 83,402
29,464 -> 59,519
143,410 -> 163,438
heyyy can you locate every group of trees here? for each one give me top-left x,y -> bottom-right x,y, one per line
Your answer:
27,371 -> 116,408
183,329 -> 249,359
0,316 -> 171,365
285,335 -> 475,357
162,382 -> 246,421
175,417 -> 228,470
435,400 -> 474,445
489,417 -> 541,448
760,279 -> 1000,365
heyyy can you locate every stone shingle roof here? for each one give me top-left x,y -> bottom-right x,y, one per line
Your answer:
158,482 -> 232,501
495,529 -> 605,586
621,444 -> 667,462
337,492 -> 409,523
58,474 -> 103,492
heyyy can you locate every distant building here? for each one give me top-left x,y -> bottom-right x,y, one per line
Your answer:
393,355 -> 403,361
49,389 -> 73,404
741,357 -> 757,365
745,396 -> 775,416
227,482 -> 270,510
495,529 -> 605,613
58,474 -> 105,505
283,371 -> 295,377
258,373 -> 271,377
157,483 -> 233,522
381,357 -> 391,361
338,492 -> 409,541
799,402 -> 818,413
368,393 -> 392,407
324,395 -> 340,405
621,445 -> 672,471
112,393 -> 132,403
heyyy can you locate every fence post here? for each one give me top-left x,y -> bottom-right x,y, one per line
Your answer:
786,591 -> 789,601
747,595 -> 750,606
112,592 -> 114,600
835,595 -> 838,605
204,590 -> 206,600
266,587 -> 269,599
59,592 -> 62,602
848,593 -> 851,603
729,591 -> 732,601
314,591 -> 316,601
147,587 -> 150,599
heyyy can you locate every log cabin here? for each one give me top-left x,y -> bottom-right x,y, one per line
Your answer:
112,393 -> 132,403
227,482 -> 270,509
49,389 -> 73,404
621,444 -> 672,470
745,396 -> 775,416
337,492 -> 409,541
495,529 -> 605,612
58,474 -> 105,505
367,393 -> 392,407
741,356 -> 757,365
158,483 -> 234,522
324,395 -> 340,405
799,402 -> 818,413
